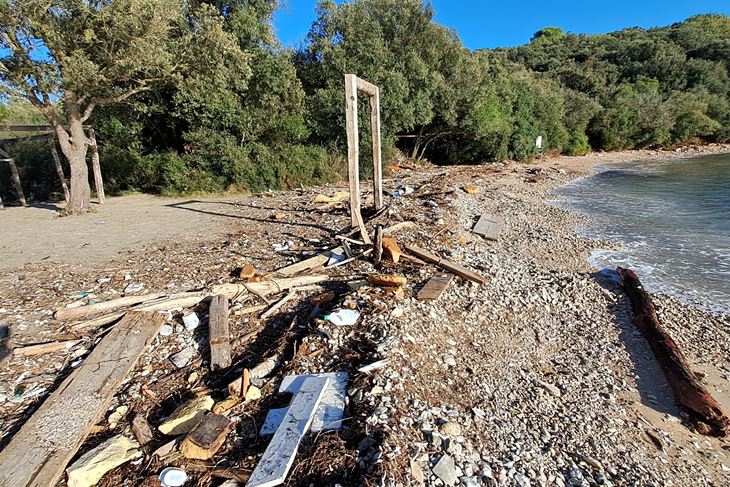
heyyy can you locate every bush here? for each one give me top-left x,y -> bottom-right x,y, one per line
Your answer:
564,132 -> 591,155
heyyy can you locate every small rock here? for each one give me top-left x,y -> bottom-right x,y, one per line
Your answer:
170,346 -> 196,368
66,435 -> 141,487
536,379 -> 561,398
159,324 -> 173,337
410,459 -> 425,484
433,454 -> 457,486
443,355 -> 457,367
107,405 -> 128,428
439,421 -> 462,437
158,395 -> 214,435
182,312 -> 200,331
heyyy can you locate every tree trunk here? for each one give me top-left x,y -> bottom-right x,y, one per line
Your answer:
49,137 -> 70,203
53,104 -> 91,214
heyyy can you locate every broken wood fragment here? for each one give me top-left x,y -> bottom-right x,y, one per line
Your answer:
180,413 -> 235,460
158,395 -> 214,436
472,213 -> 503,241
212,275 -> 327,300
403,245 -> 487,285
0,311 -> 164,487
617,267 -> 729,437
54,292 -> 167,321
132,414 -> 154,446
418,273 -> 455,300
12,339 -> 79,357
260,291 -> 297,319
208,295 -> 231,371
66,435 -> 141,487
382,237 -> 402,263
373,225 -> 383,265
368,274 -> 407,288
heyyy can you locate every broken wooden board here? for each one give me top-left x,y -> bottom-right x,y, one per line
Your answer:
246,376 -> 330,487
403,245 -> 487,285
472,213 -> 503,241
208,294 -> 231,371
260,372 -> 348,435
273,247 -> 344,277
180,413 -> 234,460
0,311 -> 164,487
417,273 -> 455,300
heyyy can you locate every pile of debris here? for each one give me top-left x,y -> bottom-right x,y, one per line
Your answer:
0,176 -> 504,487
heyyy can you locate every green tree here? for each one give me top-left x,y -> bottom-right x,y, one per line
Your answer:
0,0 -> 183,213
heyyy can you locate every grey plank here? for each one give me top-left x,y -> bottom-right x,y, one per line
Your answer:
417,273 -> 454,300
473,214 -> 503,241
246,376 -> 330,487
208,294 -> 231,371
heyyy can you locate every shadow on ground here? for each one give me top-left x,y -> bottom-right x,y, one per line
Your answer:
592,268 -> 682,418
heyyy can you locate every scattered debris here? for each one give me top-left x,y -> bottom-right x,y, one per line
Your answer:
324,309 -> 361,326
404,245 -> 487,285
124,283 -> 145,294
239,263 -> 257,279
358,359 -> 390,375
170,346 -> 196,368
66,435 -> 141,487
312,191 -> 349,204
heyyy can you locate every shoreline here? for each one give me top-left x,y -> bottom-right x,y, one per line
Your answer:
0,145 -> 728,486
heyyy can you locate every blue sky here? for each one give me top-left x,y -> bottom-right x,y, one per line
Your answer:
273,0 -> 730,50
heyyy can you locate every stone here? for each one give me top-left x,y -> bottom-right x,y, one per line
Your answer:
182,312 -> 200,331
66,435 -> 141,487
536,380 -> 561,398
410,459 -> 425,484
245,385 -> 262,401
462,184 -> 479,194
132,414 -> 154,446
433,454 -> 458,486
443,355 -> 457,367
514,473 -> 530,487
107,405 -> 128,428
158,395 -> 214,436
439,421 -> 462,437
239,263 -> 257,279
170,346 -> 196,368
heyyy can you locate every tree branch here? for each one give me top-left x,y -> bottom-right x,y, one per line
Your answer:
80,85 -> 151,123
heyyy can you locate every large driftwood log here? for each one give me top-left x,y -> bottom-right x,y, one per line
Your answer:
617,267 -> 729,437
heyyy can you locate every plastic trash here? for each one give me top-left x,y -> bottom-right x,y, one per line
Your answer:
124,283 -> 144,294
324,309 -> 360,326
159,467 -> 188,487
182,312 -> 200,331
159,324 -> 174,336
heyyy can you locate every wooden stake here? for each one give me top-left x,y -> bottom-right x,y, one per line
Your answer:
8,158 -> 26,206
373,225 -> 383,265
344,74 -> 370,244
617,267 -> 729,437
370,87 -> 383,210
88,128 -> 105,204
404,245 -> 487,285
49,136 -> 69,203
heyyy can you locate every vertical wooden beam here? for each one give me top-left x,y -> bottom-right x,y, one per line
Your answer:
49,137 -> 70,203
8,158 -> 26,206
370,87 -> 383,210
208,294 -> 232,371
88,128 -> 105,204
344,74 -> 370,244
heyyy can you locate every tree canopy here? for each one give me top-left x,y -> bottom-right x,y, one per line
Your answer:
1,2 -> 728,204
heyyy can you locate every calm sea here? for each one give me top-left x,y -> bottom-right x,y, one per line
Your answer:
551,153 -> 730,315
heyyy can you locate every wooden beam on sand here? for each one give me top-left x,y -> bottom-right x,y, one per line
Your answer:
208,295 -> 231,371
617,267 -> 729,437
404,245 -> 487,285
0,311 -> 164,487
417,273 -> 455,300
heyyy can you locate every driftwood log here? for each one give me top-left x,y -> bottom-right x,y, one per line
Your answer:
617,267 -> 729,437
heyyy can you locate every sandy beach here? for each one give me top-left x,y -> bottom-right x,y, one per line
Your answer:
0,144 -> 728,486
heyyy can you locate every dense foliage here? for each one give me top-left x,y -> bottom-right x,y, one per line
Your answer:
1,1 -> 728,202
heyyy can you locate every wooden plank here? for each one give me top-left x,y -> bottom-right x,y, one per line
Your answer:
54,292 -> 169,321
180,413 -> 234,460
404,245 -> 487,285
49,136 -> 69,202
8,158 -> 26,206
0,311 -> 164,487
417,273 -> 455,300
246,376 -> 330,487
355,77 -> 378,97
12,339 -> 79,358
344,74 -> 371,245
208,294 -> 231,371
273,247 -> 342,277
472,214 -> 503,241
370,87 -> 383,210
88,128 -> 105,204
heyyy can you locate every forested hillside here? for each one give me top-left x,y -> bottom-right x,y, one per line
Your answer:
1,0 -> 728,203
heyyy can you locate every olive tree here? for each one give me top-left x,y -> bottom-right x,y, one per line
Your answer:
0,0 -> 182,213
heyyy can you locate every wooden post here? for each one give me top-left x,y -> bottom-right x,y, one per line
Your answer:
370,88 -> 383,210
344,74 -> 370,244
8,159 -> 26,206
49,137 -> 70,203
88,128 -> 105,204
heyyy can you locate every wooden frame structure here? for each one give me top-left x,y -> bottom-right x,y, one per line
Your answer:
0,125 -> 103,207
344,74 -> 383,245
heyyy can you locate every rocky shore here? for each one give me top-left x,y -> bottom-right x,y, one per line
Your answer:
0,145 -> 728,486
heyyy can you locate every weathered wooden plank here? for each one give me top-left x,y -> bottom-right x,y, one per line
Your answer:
355,77 -> 378,97
404,245 -> 487,285
88,128 -> 105,204
260,372 -> 348,435
0,311 -> 164,487
208,294 -> 231,371
273,247 -> 343,277
246,376 -> 330,487
370,87 -> 383,210
49,137 -> 69,203
344,74 -> 371,245
417,273 -> 455,300
8,158 -> 26,206
472,214 -> 503,241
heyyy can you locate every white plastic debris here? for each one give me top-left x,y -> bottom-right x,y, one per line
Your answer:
358,359 -> 390,375
124,283 -> 144,294
324,309 -> 360,326
159,467 -> 188,487
182,312 -> 200,331
159,324 -> 174,337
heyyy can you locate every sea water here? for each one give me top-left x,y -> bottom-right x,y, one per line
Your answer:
550,153 -> 730,315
